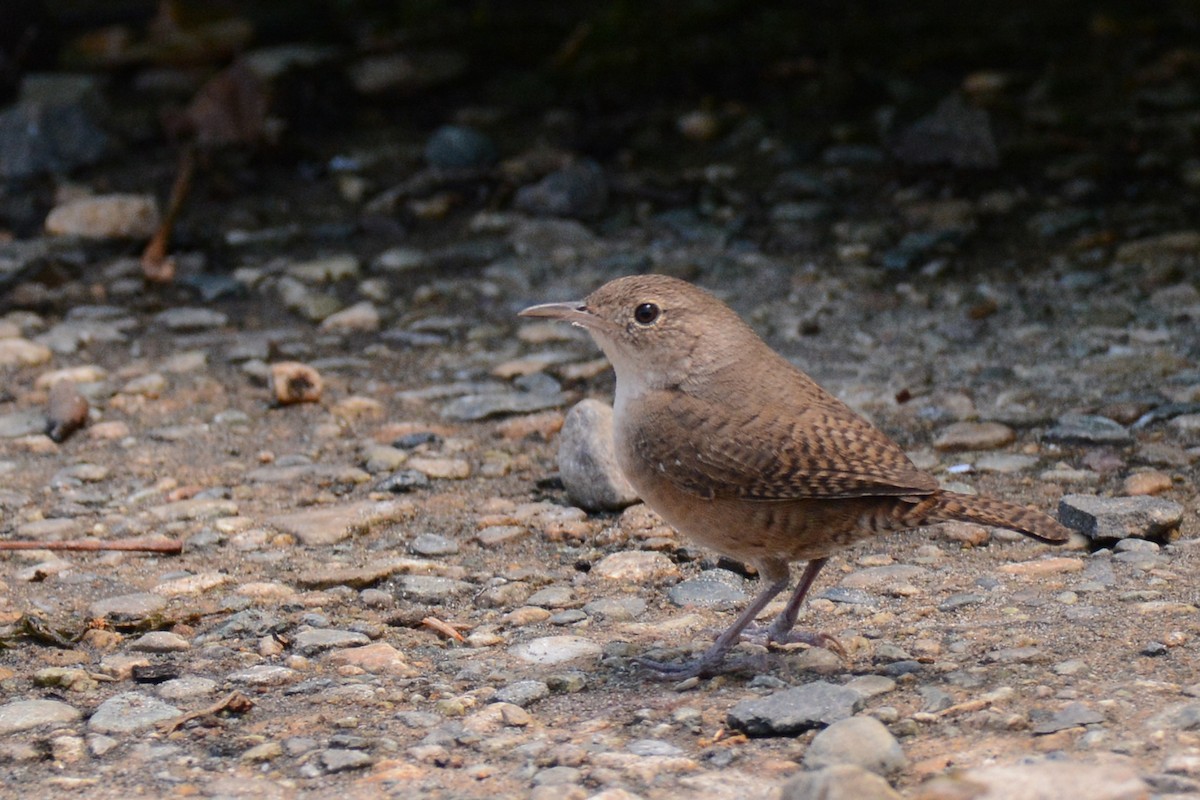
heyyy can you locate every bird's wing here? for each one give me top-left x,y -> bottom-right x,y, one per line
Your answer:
627,387 -> 938,501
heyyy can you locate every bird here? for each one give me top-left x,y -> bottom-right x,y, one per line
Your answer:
520,274 -> 1070,678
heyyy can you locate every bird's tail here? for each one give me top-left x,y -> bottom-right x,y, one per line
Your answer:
917,491 -> 1071,544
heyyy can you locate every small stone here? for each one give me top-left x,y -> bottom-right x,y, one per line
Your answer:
1058,494 -> 1184,541
510,636 -> 602,666
493,680 -> 550,707
320,748 -> 374,772
288,254 -> 359,283
581,596 -> 646,621
0,338 -> 52,367
127,631 -> 191,652
592,551 -> 679,582
89,592 -> 168,621
892,93 -> 998,169
974,453 -> 1039,473
88,692 -> 181,733
409,532 -> 459,556
0,699 -> 82,734
1032,701 -> 1105,734
933,421 -> 1015,452
557,399 -> 639,511
781,765 -> 902,800
154,307 -> 228,331
122,372 -> 168,397
407,457 -> 471,480
997,557 -> 1084,576
840,565 -> 929,589
269,361 -> 323,405
45,193 -> 160,238
320,301 -> 380,332
441,391 -> 566,421
1122,471 -> 1173,496
328,642 -> 413,675
912,760 -> 1147,800
727,681 -> 863,736
156,677 -> 218,700
294,628 -> 371,655
267,500 -> 410,546
393,574 -> 471,603
803,716 -> 907,775
375,470 -> 431,493
667,569 -> 747,608
514,160 -> 608,219
425,124 -> 497,169
1043,414 -> 1133,446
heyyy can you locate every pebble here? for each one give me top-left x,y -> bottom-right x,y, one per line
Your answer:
892,93 -> 998,169
1122,470 -> 1173,496
974,453 -> 1039,473
667,569 -> 748,608
591,551 -> 679,582
154,307 -> 228,331
407,456 -> 471,479
156,677 -> 218,700
493,680 -> 550,707
294,628 -> 372,655
0,409 -> 50,438
781,764 -> 902,800
514,160 -> 608,219
425,124 -> 498,169
912,760 -> 1147,800
46,380 -> 88,442
441,391 -> 566,421
727,681 -> 863,736
582,597 -> 646,621
840,565 -> 929,589
44,193 -> 160,238
0,338 -> 53,367
89,592 -> 168,621
319,748 -> 374,772
1058,494 -> 1184,541
803,716 -> 907,775
510,636 -> 602,666
88,692 -> 181,733
1031,701 -> 1105,733
932,421 -> 1014,451
328,643 -> 413,675
0,699 -> 82,734
376,470 -> 431,493
319,301 -> 380,332
1042,413 -> 1133,446
127,631 -> 191,652
557,400 -> 640,511
409,532 -> 460,556
267,500 -> 411,546
393,575 -> 471,603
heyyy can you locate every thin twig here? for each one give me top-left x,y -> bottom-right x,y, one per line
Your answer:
0,538 -> 182,554
157,691 -> 254,733
141,143 -> 197,283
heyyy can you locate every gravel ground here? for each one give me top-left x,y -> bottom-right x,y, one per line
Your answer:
2,8 -> 1200,798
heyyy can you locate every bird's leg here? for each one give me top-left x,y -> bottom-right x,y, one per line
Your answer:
752,557 -> 846,657
635,573 -> 791,679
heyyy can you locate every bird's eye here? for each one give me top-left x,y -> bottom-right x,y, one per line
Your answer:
633,302 -> 660,325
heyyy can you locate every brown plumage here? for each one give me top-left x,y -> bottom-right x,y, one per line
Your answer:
521,274 -> 1070,678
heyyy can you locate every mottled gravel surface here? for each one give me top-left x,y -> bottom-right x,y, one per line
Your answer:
3,12 -> 1200,798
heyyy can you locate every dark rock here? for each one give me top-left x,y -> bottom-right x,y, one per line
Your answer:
1042,413 -> 1133,446
892,93 -> 998,169
424,124 -> 497,169
514,160 -> 607,219
1058,494 -> 1183,541
727,681 -> 863,736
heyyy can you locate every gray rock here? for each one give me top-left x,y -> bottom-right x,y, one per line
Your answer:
581,596 -> 646,621
667,569 -> 748,608
0,91 -> 109,180
0,699 -> 82,734
892,93 -> 998,169
840,564 -> 929,589
153,307 -> 229,331
424,125 -> 497,169
803,716 -> 907,775
514,160 -> 608,219
526,586 -> 575,608
1042,413 -> 1133,446
393,575 -> 471,603
819,587 -> 877,605
408,532 -> 460,556
441,391 -> 566,421
127,631 -> 191,652
1146,702 -> 1200,731
293,628 -> 371,655
1058,494 -> 1184,541
557,399 -> 639,512
913,760 -> 1147,800
781,764 -> 901,800
89,593 -> 168,621
0,409 -> 49,438
727,681 -> 863,736
509,635 -> 602,666
88,692 -> 181,733
319,748 -> 374,772
938,593 -> 985,612
156,677 -> 218,700
628,739 -> 685,757
492,680 -> 550,707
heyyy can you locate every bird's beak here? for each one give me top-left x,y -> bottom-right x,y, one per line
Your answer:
518,300 -> 603,330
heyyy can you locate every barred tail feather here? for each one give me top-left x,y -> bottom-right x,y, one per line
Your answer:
926,492 -> 1071,544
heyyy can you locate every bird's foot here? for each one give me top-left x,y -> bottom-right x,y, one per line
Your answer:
633,652 -> 767,680
744,624 -> 849,660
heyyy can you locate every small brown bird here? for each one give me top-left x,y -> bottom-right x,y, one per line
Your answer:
521,274 -> 1070,678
